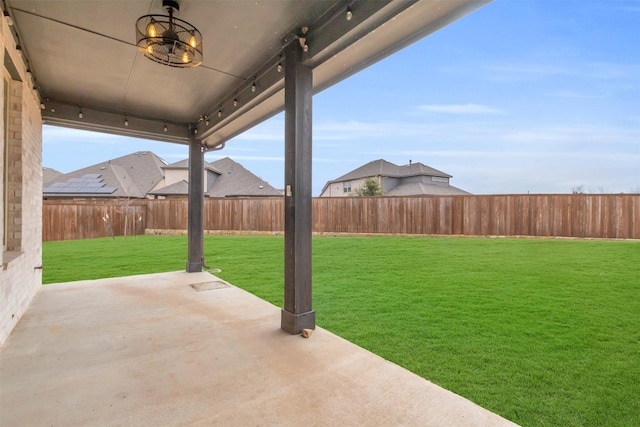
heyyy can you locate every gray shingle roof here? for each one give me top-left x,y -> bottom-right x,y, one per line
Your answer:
330,159 -> 451,183
385,182 -> 470,196
149,179 -> 190,196
42,167 -> 63,185
44,152 -> 281,198
43,151 -> 167,198
150,156 -> 282,197
206,157 -> 282,197
163,159 -> 221,174
401,162 -> 451,179
162,159 -> 190,169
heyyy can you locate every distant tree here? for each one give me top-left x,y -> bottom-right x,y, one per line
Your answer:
572,185 -> 617,194
353,178 -> 384,196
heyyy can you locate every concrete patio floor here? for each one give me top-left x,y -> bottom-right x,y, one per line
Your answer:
0,271 -> 517,426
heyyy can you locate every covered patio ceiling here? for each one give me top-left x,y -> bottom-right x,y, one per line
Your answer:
6,0 -> 490,147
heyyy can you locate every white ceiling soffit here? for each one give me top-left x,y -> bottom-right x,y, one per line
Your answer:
5,0 -> 490,146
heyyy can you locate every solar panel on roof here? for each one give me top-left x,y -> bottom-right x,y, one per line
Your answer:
43,187 -> 117,195
43,173 -> 116,195
93,187 -> 117,194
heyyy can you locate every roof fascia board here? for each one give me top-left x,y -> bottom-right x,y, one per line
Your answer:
42,100 -> 193,144
303,0 -> 413,69
197,61 -> 286,146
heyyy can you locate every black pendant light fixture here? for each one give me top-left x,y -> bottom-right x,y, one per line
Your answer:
136,0 -> 202,68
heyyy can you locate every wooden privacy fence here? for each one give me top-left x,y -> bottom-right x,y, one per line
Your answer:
313,195 -> 639,238
43,199 -> 147,242
145,198 -> 285,232
43,194 -> 640,241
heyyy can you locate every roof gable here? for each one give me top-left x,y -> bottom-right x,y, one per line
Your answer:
163,159 -> 190,169
149,180 -> 190,196
331,159 -> 399,182
329,159 -> 452,183
207,157 -> 282,197
145,156 -> 282,197
398,162 -> 451,179
42,167 -> 63,185
164,159 -> 221,174
108,151 -> 167,194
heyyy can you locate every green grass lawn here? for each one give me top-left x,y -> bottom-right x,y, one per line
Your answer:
43,235 -> 640,426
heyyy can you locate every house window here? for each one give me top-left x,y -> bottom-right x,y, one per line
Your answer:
431,176 -> 448,183
343,181 -> 352,193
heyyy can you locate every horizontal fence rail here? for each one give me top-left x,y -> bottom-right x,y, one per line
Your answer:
43,194 -> 640,241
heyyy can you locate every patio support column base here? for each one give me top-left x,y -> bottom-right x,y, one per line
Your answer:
281,36 -> 314,334
185,262 -> 202,272
281,309 -> 316,335
186,134 -> 205,273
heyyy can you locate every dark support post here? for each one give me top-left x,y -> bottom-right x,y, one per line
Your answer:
186,134 -> 205,272
281,39 -> 315,334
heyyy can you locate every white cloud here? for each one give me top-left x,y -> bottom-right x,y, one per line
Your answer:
418,104 -> 504,114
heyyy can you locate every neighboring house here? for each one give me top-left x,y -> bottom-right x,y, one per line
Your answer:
320,159 -> 470,197
150,157 -> 282,198
42,151 -> 167,199
43,152 -> 282,199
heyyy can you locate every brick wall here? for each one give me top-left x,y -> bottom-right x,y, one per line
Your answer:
5,82 -> 22,251
0,14 -> 43,346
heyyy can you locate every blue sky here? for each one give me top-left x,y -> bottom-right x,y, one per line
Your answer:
43,0 -> 640,196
